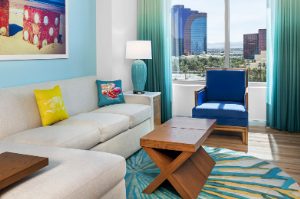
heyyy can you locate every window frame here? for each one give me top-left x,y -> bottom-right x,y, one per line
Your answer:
172,0 -> 267,83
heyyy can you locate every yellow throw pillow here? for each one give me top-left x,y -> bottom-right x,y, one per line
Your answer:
34,85 -> 69,126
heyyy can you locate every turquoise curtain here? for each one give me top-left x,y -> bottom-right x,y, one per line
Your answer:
267,0 -> 300,132
138,0 -> 173,123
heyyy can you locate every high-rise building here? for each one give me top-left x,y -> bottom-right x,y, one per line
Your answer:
184,12 -> 207,55
243,29 -> 266,59
244,34 -> 259,59
171,5 -> 207,56
171,5 -> 191,56
258,29 -> 266,53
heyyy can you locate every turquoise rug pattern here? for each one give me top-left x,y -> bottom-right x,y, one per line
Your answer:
125,147 -> 300,199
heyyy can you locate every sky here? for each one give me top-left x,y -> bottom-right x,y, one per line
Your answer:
172,0 -> 267,48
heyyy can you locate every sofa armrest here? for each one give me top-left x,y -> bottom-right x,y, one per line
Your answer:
124,94 -> 151,105
194,86 -> 206,107
124,91 -> 161,130
244,87 -> 249,111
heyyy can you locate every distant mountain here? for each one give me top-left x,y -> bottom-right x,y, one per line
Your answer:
231,42 -> 243,48
208,41 -> 243,49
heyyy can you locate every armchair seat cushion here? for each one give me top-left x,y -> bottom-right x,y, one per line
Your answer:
192,101 -> 248,127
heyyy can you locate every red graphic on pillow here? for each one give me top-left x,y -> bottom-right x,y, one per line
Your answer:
101,83 -> 122,99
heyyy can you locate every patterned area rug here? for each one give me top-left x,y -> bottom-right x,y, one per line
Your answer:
125,147 -> 300,199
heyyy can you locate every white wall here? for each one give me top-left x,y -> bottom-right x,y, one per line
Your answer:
96,0 -> 113,80
96,0 -> 137,91
173,83 -> 267,121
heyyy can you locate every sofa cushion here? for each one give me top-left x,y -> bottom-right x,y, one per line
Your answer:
206,70 -> 246,102
0,142 -> 126,199
1,125 -> 100,150
57,113 -> 130,142
0,76 -> 98,140
93,104 -> 152,128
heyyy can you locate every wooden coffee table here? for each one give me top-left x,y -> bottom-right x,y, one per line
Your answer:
140,117 -> 216,199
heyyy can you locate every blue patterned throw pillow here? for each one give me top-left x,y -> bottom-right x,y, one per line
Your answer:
96,80 -> 125,107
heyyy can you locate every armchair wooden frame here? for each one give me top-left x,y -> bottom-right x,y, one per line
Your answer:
194,68 -> 249,145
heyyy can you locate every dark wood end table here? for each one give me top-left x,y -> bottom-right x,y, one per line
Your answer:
0,152 -> 48,190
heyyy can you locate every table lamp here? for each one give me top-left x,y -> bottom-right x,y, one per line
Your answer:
126,41 -> 152,94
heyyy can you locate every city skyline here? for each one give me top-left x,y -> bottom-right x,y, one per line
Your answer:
171,0 -> 267,48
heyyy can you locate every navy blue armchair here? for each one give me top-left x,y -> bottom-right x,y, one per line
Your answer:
192,69 -> 249,144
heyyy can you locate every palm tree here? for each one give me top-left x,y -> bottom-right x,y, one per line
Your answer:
180,64 -> 189,80
258,63 -> 262,81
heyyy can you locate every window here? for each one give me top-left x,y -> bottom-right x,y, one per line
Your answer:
171,0 -> 267,82
230,0 -> 267,82
171,0 -> 225,81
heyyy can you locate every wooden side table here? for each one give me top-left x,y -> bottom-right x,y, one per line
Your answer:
0,152 -> 48,190
124,91 -> 161,129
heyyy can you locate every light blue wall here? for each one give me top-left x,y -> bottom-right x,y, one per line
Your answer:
0,0 -> 96,88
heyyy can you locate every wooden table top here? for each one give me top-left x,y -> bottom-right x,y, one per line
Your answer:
0,152 -> 48,190
141,117 -> 216,152
163,117 -> 216,130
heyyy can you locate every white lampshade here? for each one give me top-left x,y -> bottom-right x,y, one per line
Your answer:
126,41 -> 152,60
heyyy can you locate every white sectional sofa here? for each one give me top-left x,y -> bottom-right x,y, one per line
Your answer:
0,76 -> 154,198
0,142 -> 126,199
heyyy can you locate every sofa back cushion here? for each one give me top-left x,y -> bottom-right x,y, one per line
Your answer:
206,70 -> 246,102
0,76 -> 98,139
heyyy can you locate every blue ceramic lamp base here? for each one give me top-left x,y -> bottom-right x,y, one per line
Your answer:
131,60 -> 147,94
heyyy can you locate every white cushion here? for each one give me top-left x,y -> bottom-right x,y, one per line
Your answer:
0,142 -> 126,199
57,113 -> 129,142
101,180 -> 126,199
0,76 -> 98,139
94,104 -> 152,128
1,125 -> 100,150
91,119 -> 152,158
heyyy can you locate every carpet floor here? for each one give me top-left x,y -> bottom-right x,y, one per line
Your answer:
125,147 -> 300,199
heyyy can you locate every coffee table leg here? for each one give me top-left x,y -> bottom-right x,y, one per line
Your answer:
143,147 -> 193,194
143,146 -> 215,199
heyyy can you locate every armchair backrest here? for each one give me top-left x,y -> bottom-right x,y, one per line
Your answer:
206,68 -> 248,102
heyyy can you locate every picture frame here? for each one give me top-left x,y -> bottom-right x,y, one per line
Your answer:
0,0 -> 69,60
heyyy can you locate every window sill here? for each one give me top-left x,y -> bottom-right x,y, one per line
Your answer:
172,80 -> 267,88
